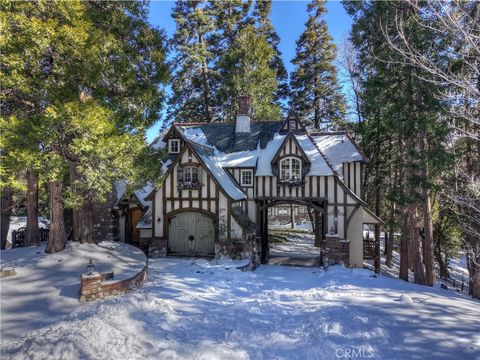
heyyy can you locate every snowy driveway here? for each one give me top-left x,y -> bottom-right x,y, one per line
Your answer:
1,257 -> 480,359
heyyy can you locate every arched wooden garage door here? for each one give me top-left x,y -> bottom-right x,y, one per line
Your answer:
168,212 -> 215,256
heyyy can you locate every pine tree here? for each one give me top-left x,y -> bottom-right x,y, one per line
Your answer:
168,0 -> 216,123
208,0 -> 251,51
344,1 -> 453,286
252,0 -> 289,104
218,25 -> 281,121
290,0 -> 346,130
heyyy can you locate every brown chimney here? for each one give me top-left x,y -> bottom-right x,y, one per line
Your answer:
236,95 -> 251,133
237,95 -> 250,115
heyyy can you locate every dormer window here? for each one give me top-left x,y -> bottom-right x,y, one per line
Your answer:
168,139 -> 180,154
280,157 -> 301,181
289,120 -> 296,130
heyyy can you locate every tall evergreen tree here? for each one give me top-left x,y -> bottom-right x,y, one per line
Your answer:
168,0 -> 216,123
252,0 -> 289,104
344,1 -> 453,286
208,0 -> 251,51
290,0 -> 346,130
218,25 -> 281,121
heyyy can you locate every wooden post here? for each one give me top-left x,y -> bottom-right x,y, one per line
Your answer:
314,210 -> 321,247
374,224 -> 380,273
263,202 -> 269,261
290,202 -> 294,229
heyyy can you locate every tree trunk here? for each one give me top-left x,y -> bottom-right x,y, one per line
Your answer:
69,163 -> 95,243
465,235 -> 480,299
385,198 -> 395,267
1,187 -> 14,250
24,169 -> 40,247
399,213 -> 409,281
73,201 -> 95,244
386,229 -> 394,268
422,192 -> 435,285
374,184 -> 381,272
435,234 -> 448,278
198,31 -> 212,123
46,180 -> 66,253
410,204 -> 426,284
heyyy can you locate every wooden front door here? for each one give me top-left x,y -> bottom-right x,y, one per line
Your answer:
168,212 -> 215,256
130,208 -> 143,245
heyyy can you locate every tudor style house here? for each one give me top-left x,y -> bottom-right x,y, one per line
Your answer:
116,96 -> 382,268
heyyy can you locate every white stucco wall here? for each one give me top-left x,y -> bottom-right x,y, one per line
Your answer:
347,206 -> 364,268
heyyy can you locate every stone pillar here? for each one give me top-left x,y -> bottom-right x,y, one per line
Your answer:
324,235 -> 350,266
79,272 -> 104,302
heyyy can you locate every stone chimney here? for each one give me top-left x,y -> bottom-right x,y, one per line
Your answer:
236,95 -> 251,133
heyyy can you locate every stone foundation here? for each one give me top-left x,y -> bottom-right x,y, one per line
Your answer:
215,239 -> 251,260
323,235 -> 350,266
79,264 -> 147,302
144,238 -> 167,258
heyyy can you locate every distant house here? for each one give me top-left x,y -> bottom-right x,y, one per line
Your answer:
116,96 -> 382,268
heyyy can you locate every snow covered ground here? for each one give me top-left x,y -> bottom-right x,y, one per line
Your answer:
448,254 -> 469,283
366,243 -> 471,294
1,253 -> 479,359
0,241 -> 146,343
269,221 -> 313,231
269,231 -> 320,259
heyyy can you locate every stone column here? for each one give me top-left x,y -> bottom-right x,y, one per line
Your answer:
79,272 -> 104,302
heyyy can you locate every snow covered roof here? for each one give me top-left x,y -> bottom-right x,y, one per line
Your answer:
134,184 -> 154,208
114,182 -> 153,208
177,122 -> 282,153
255,133 -> 285,176
176,124 -> 341,177
311,133 -> 366,175
189,142 -> 247,201
136,207 -> 152,229
169,125 -> 365,191
295,135 -> 333,176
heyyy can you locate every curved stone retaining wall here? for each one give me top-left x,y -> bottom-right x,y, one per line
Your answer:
79,264 -> 148,302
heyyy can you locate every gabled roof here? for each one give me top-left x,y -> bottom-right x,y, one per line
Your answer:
174,121 -> 282,153
136,207 -> 152,229
114,181 -> 153,208
295,134 -> 334,176
175,122 -> 338,177
187,141 -> 247,201
311,132 -> 366,175
271,132 -> 311,164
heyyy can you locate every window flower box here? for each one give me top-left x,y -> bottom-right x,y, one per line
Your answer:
279,179 -> 305,187
178,181 -> 202,190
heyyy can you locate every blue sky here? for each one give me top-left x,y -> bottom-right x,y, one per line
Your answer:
146,0 -> 352,141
